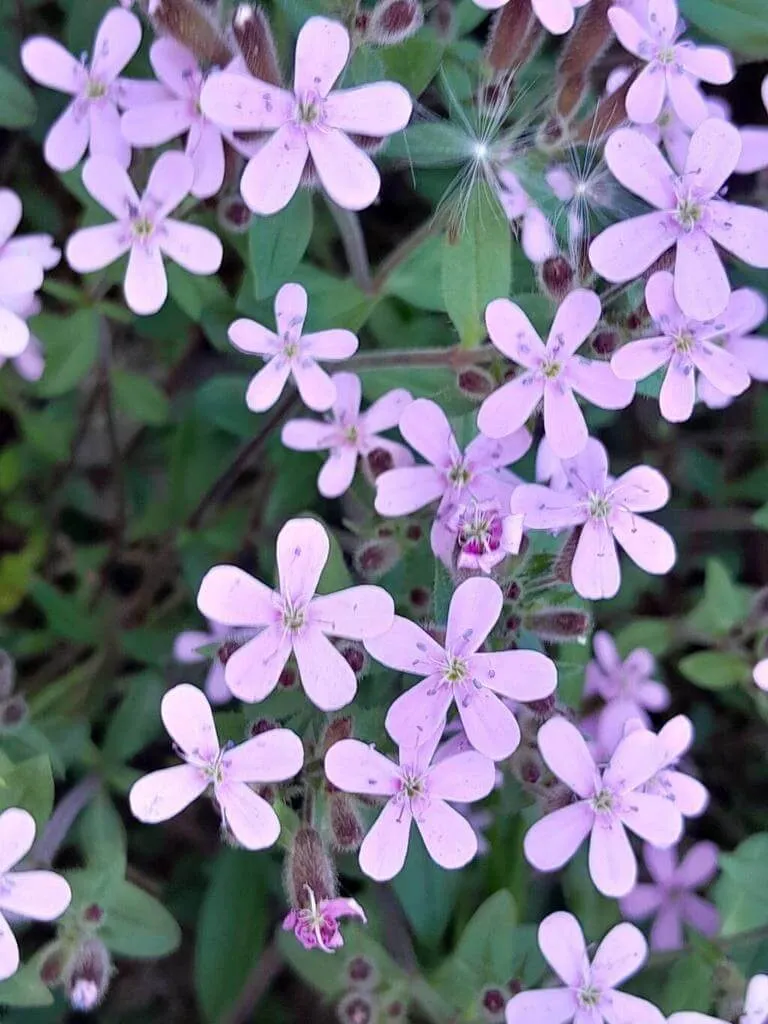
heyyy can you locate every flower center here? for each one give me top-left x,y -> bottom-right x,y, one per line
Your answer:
541,359 -> 562,380
281,600 -> 306,633
400,769 -> 426,800
675,196 -> 702,231
131,216 -> 154,241
296,91 -> 324,126
344,425 -> 359,444
448,459 -> 471,487
458,507 -> 502,555
591,788 -> 614,813
444,655 -> 468,684
672,329 -> 696,354
656,44 -> 677,65
578,984 -> 602,1008
588,492 -> 611,519
85,77 -> 107,99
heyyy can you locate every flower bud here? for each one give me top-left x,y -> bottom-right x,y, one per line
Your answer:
336,641 -> 369,680
431,0 -> 454,38
247,717 -> 279,737
232,4 -> 282,85
39,945 -> 65,986
0,694 -> 27,729
526,694 -> 558,721
217,193 -> 253,234
574,71 -> 637,142
365,446 -> 395,479
540,256 -> 574,301
367,0 -> 424,45
591,329 -> 620,357
0,649 -> 14,698
405,523 -> 422,542
481,986 -> 507,1022
553,527 -> 581,584
337,992 -> 376,1024
383,998 -> 406,1019
457,366 -> 495,401
322,716 -> 354,754
330,794 -> 365,853
278,662 -> 298,689
408,586 -> 431,613
524,608 -> 591,643
485,0 -> 534,73
287,827 -> 336,907
556,0 -> 612,118
346,954 -> 379,990
353,537 -> 401,580
149,0 -> 232,66
64,938 -> 112,1013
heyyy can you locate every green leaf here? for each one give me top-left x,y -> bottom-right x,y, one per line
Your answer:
686,558 -> 750,634
358,364 -> 474,416
614,618 -> 674,658
432,559 -> 454,624
678,650 -> 751,689
442,182 -> 511,347
387,121 -> 471,167
33,309 -> 99,398
249,190 -> 314,300
194,850 -> 268,1023
101,880 -> 181,958
754,502 -> 768,530
111,370 -> 170,426
454,890 -> 517,981
0,62 -> 37,128
76,792 -> 127,879
679,0 -> 768,58
194,374 -> 253,438
715,834 -> 768,934
0,754 -> 54,829
392,832 -> 463,948
102,671 -> 165,765
0,960 -> 54,1008
28,579 -> 98,644
383,232 -> 445,312
378,32 -> 446,97
661,954 -> 715,1014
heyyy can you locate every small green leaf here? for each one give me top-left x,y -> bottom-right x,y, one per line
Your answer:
614,618 -> 674,658
432,560 -> 454,624
383,232 -> 445,312
358,364 -> 474,416
379,32 -> 446,97
686,558 -> 750,634
754,502 -> 768,530
454,890 -> 518,981
101,880 -> 182,958
678,650 -> 751,689
76,792 -> 127,879
194,849 -> 268,1022
0,63 -> 37,128
195,374 -> 253,438
0,960 -> 54,1008
387,121 -> 471,167
249,190 -> 314,300
661,954 -> 714,1014
679,0 -> 768,58
102,672 -> 165,765
33,309 -> 99,398
392,832 -> 463,948
29,579 -> 98,644
716,834 -> 768,934
0,754 -> 54,829
112,370 -> 170,426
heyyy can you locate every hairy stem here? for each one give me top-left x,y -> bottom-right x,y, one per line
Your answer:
325,198 -> 373,293
31,774 -> 102,867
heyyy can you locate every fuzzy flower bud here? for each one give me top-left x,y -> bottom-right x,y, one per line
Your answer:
367,0 -> 424,45
1,694 -> 27,729
485,0 -> 535,73
524,607 -> 591,643
286,827 -> 336,907
556,0 -> 612,119
64,938 -> 112,1013
217,193 -> 253,234
321,717 -> 354,756
0,649 -> 14,698
353,537 -> 401,580
591,329 -> 620,357
329,794 -> 365,853
346,955 -> 379,990
481,986 -> 507,1022
232,4 -> 282,85
337,992 -> 376,1024
540,256 -> 574,301
457,367 -> 495,401
554,526 -> 582,583
149,0 -> 232,66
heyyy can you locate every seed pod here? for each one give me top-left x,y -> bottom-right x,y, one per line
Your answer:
481,986 -> 507,1021
330,794 -> 365,852
432,0 -> 454,38
553,526 -> 582,584
367,0 -> 424,45
592,329 -> 620,357
286,827 -> 336,907
337,992 -> 376,1024
366,446 -> 395,479
64,938 -> 112,1013
540,255 -> 574,301
353,537 -> 401,580
524,608 -> 591,643
336,641 -> 369,680
457,366 -> 495,401
485,0 -> 534,74
232,4 -> 282,85
149,0 -> 232,67
346,954 -> 379,990
217,192 -> 253,234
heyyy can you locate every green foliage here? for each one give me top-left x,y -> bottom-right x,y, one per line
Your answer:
0,62 -> 36,128
0,752 -> 54,829
249,191 -> 314,301
679,0 -> 768,57
678,650 -> 752,689
715,835 -> 768,934
392,833 -> 464,948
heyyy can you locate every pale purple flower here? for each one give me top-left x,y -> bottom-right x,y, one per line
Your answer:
282,892 -> 366,954
620,842 -> 720,950
697,289 -> 768,411
628,715 -> 709,818
0,807 -> 72,981
197,517 -> 394,710
496,170 -> 557,264
473,0 -> 592,35
742,976 -> 768,1024
173,619 -> 231,705
229,285 -> 358,414
281,373 -> 412,497
0,194 -> 46,360
324,728 -> 496,881
611,271 -> 751,422
506,911 -> 664,1024
477,290 -> 635,458
374,398 -> 531,562
589,119 -> 768,322
200,16 -> 412,213
65,151 -> 223,316
365,576 -> 557,760
129,684 -> 303,848
453,500 -> 524,574
524,716 -> 683,897
21,8 -> 142,171
535,438 -> 570,491
511,438 -> 676,600
755,659 -> 768,692
737,76 -> 768,174
608,0 -> 733,129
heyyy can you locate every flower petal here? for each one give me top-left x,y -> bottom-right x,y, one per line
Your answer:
0,872 -> 71,921
0,912 -> 19,982
658,355 -> 696,422
292,358 -> 337,412
416,798 -> 478,869
543,381 -> 588,459
674,230 -> 730,322
0,809 -> 35,874
627,66 -> 668,125
129,764 -> 208,822
607,7 -> 652,58
385,676 -> 453,750
458,688 -> 521,760
200,72 -> 293,130
611,337 -> 672,381
375,465 -> 445,515
602,990 -> 665,1024
311,585 -> 394,640
225,729 -> 304,783
160,220 -> 223,275
294,16 -> 350,97
446,576 -> 502,655
325,82 -> 412,136
317,447 -> 358,497
66,223 -> 129,274
362,387 -> 412,433
611,466 -> 670,513
365,615 -> 445,673
216,781 -> 280,849
589,818 -> 637,897
691,341 -> 749,396
427,751 -> 496,802
683,118 -> 741,195
121,99 -> 192,146
241,125 -> 309,215
620,883 -> 665,921
277,516 -> 329,604
0,309 -> 29,359
619,792 -> 683,847
509,483 -> 582,530
589,212 -> 676,283
21,36 -> 86,94
308,128 -> 381,211
43,102 -> 91,172
294,627 -> 357,711
610,509 -> 676,575
591,921 -> 648,989
572,519 -> 621,600
324,738 -> 400,795
196,565 -> 276,626
90,8 -> 142,81
605,129 -> 676,208
161,683 -> 219,759
124,244 -> 167,316
524,802 -> 594,872
82,155 -> 139,217
225,626 -> 291,702
707,199 -> 768,270
676,841 -> 719,888
538,717 -> 598,798
506,990 -> 577,1024
538,911 -> 589,988
302,329 -> 358,360
605,728 -> 665,791
359,798 -> 412,881
485,298 -> 546,367
187,119 -> 226,199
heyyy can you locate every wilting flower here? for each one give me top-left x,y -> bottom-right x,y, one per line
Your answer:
511,438 -> 676,600
324,728 -> 496,880
281,373 -> 413,497
0,807 -> 72,981
229,285 -> 358,413
524,716 -> 683,897
197,518 -> 394,710
506,911 -> 665,1024
453,500 -> 524,573
473,0 -> 592,35
173,619 -> 232,705
65,151 -> 223,315
589,120 -> 768,322
365,576 -> 557,760
608,0 -> 733,129
611,271 -> 750,422
477,290 -> 634,458
200,16 -> 412,213
620,842 -> 720,950
129,684 -> 303,848
282,891 -> 366,953
21,8 -> 142,171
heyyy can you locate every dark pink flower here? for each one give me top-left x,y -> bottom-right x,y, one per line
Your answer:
282,892 -> 366,953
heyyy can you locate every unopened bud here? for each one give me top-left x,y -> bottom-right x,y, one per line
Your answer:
232,5 -> 282,85
524,608 -> 591,643
481,986 -> 507,1021
337,992 -> 376,1024
39,946 -> 65,986
625,303 -> 649,331
149,0 -> 232,66
367,0 -> 424,45
485,0 -> 534,73
431,0 -> 454,38
347,954 -> 379,990
505,580 -> 522,602
409,586 -> 431,612
575,70 -> 638,142
383,999 -> 406,1019
527,694 -> 558,721
457,366 -> 495,401
353,537 -> 401,580
330,794 -> 365,852
278,663 -> 298,689
540,256 -> 574,301
64,938 -> 112,1013
217,638 -> 242,665
336,641 -> 369,679
287,827 -> 336,907
0,650 -> 14,697
405,523 -> 422,542
511,748 -> 545,789
218,193 -> 253,234
556,0 -> 612,118
248,717 -> 278,737
591,330 -> 620,357
322,716 -> 354,754
1,694 -> 27,729
366,446 -> 395,479
554,527 -> 581,584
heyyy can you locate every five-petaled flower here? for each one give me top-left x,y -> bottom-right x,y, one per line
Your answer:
0,190 -> 49,359
365,576 -> 557,760
524,716 -> 683,897
473,0 -> 592,36
129,684 -> 304,848
324,728 -> 496,880
196,518 -> 394,710
200,16 -> 412,213
65,151 -> 223,315
282,891 -> 366,953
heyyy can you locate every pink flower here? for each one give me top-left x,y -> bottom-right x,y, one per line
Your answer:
755,659 -> 768,692
477,290 -> 635,458
629,715 -> 709,818
229,285 -> 358,414
0,194 -> 46,360
65,151 -> 223,316
511,438 -> 676,600
453,500 -> 524,574
121,39 -> 232,199
374,397 -> 531,559
0,807 -> 72,981
620,842 -> 720,950
523,716 -> 683,897
0,190 -> 60,275
129,684 -> 303,848
21,8 -> 141,171
281,373 -> 413,497
589,119 -> 768,322
697,289 -> 767,411
365,576 -> 557,760
608,0 -> 733,129
611,271 -> 750,422
535,438 -> 570,491
473,0 -> 591,35
737,76 -> 768,174
496,170 -> 557,264
742,976 -> 768,1024
199,16 -> 412,213
282,892 -> 366,953
173,620 -> 231,705
506,911 -> 664,1024
324,728 -> 496,880
196,517 -> 394,710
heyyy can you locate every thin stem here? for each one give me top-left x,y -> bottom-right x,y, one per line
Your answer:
325,197 -> 372,293
219,938 -> 283,1024
31,774 -> 102,867
99,319 -> 126,550
342,344 -> 495,372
